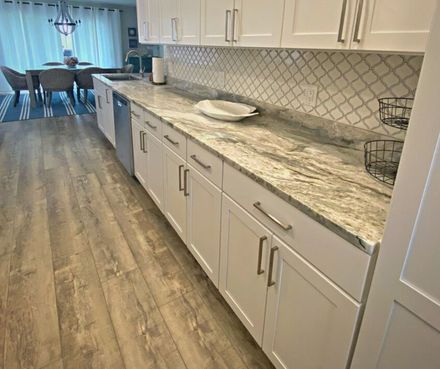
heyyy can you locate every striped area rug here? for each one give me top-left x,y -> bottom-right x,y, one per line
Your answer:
0,91 -> 96,122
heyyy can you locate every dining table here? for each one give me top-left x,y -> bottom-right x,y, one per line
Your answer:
25,64 -> 121,108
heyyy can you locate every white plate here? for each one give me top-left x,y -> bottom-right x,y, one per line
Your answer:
195,100 -> 259,122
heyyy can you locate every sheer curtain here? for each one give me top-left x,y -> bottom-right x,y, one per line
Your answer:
71,6 -> 122,67
0,1 -> 63,92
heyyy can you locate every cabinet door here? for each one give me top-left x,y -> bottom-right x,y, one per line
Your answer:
145,133 -> 164,211
160,0 -> 179,44
350,0 -> 436,52
233,0 -> 284,47
146,0 -> 161,43
103,87 -> 115,147
263,236 -> 361,369
163,146 -> 187,243
282,0 -> 357,49
96,94 -> 105,134
220,194 -> 272,344
201,0 -> 234,46
131,120 -> 148,188
186,165 -> 221,287
179,0 -> 201,45
136,0 -> 148,43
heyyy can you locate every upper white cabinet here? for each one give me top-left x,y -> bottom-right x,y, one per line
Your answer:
282,0 -> 358,49
263,236 -> 361,369
233,0 -> 285,47
137,0 -> 160,44
282,0 -> 435,52
201,0 -> 284,47
350,0 -> 436,53
201,0 -> 234,46
160,0 -> 201,45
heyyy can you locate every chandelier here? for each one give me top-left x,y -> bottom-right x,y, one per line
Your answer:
48,1 -> 81,36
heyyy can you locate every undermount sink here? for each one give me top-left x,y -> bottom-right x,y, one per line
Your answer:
103,74 -> 139,82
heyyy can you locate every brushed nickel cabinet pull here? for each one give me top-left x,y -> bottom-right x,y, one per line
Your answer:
97,95 -> 102,109
164,135 -> 179,146
190,154 -> 211,170
257,236 -> 267,275
267,246 -> 279,287
178,164 -> 184,191
253,202 -> 292,231
225,10 -> 231,42
142,132 -> 147,153
353,0 -> 364,43
105,89 -> 110,104
184,169 -> 189,197
145,121 -> 157,129
139,130 -> 144,151
337,0 -> 348,43
232,8 -> 238,42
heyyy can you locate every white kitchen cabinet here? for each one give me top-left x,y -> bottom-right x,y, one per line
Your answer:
131,119 -> 148,188
160,0 -> 200,45
201,0 -> 283,47
163,145 -> 187,243
186,164 -> 222,286
350,0 -> 436,53
220,194 -> 272,343
137,0 -> 160,44
201,0 -> 234,46
145,132 -> 164,210
282,0 -> 358,49
282,0 -> 435,52
233,0 -> 284,47
263,236 -> 361,369
93,78 -> 115,147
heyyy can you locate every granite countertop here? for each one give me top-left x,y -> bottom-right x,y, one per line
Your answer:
95,74 -> 393,255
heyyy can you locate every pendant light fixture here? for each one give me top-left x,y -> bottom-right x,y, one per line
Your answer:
48,1 -> 81,36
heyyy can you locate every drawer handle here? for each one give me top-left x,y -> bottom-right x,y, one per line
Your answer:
164,135 -> 179,146
145,120 -> 157,130
132,111 -> 140,118
257,236 -> 267,275
253,202 -> 292,231
178,165 -> 184,191
267,246 -> 279,287
190,154 -> 211,170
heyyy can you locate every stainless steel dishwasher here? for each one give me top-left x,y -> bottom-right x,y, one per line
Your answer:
113,92 -> 134,176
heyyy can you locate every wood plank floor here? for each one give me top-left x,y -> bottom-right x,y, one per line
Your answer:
0,114 -> 274,369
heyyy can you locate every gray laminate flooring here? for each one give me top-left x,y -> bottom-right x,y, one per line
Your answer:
0,114 -> 274,369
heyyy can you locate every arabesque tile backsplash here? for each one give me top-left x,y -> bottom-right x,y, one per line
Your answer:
165,46 -> 423,137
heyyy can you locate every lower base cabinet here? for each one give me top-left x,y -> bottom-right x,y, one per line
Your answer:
163,145 -> 187,243
132,119 -> 148,188
263,236 -> 361,369
145,133 -> 164,210
186,164 -> 222,287
220,194 -> 272,343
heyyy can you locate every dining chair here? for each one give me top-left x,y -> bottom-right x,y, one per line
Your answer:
39,68 -> 76,107
1,66 -> 42,107
75,67 -> 104,103
78,62 -> 93,66
121,64 -> 134,73
43,62 -> 63,66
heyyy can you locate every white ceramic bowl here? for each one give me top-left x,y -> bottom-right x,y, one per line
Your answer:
194,100 -> 259,122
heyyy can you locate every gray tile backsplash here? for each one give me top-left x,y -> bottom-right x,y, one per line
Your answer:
165,46 -> 423,137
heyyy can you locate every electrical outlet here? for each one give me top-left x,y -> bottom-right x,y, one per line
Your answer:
300,84 -> 318,107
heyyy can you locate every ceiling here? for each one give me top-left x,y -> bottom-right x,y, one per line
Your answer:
70,0 -> 136,7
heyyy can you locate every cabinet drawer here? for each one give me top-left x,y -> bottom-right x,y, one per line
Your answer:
223,163 -> 372,302
163,124 -> 186,159
130,102 -> 143,122
143,110 -> 162,140
187,140 -> 223,188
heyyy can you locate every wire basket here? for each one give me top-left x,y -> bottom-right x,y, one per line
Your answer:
364,140 -> 404,185
378,97 -> 413,130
